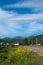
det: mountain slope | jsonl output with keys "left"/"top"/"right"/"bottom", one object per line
{"left": 28, "top": 34, "right": 43, "bottom": 45}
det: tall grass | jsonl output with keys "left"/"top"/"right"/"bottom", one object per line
{"left": 0, "top": 46, "right": 43, "bottom": 65}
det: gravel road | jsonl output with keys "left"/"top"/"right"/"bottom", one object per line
{"left": 24, "top": 46, "right": 43, "bottom": 56}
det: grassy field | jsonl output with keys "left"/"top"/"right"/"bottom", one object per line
{"left": 0, "top": 46, "right": 43, "bottom": 65}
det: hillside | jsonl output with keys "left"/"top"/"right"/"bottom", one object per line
{"left": 0, "top": 34, "right": 43, "bottom": 45}
{"left": 0, "top": 36, "right": 24, "bottom": 43}
{"left": 28, "top": 34, "right": 43, "bottom": 45}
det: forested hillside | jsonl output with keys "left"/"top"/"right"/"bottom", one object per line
{"left": 0, "top": 34, "right": 43, "bottom": 45}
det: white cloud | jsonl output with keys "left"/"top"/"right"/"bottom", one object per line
{"left": 26, "top": 21, "right": 43, "bottom": 34}
{"left": 1, "top": 8, "right": 43, "bottom": 22}
{"left": 0, "top": 8, "right": 12, "bottom": 19}
{"left": 2, "top": 0, "right": 43, "bottom": 14}
{"left": 9, "top": 14, "right": 43, "bottom": 21}
{"left": 3, "top": 0, "right": 43, "bottom": 8}
{"left": 0, "top": 8, "right": 43, "bottom": 37}
{"left": 0, "top": 9, "right": 22, "bottom": 37}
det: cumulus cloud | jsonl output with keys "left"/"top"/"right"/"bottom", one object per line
{"left": 2, "top": 0, "right": 43, "bottom": 14}
{"left": 3, "top": 0, "right": 43, "bottom": 8}
{"left": 9, "top": 14, "right": 43, "bottom": 21}
{"left": 1, "top": 8, "right": 43, "bottom": 22}
{"left": 0, "top": 9, "right": 22, "bottom": 37}
{"left": 26, "top": 21, "right": 43, "bottom": 35}
{"left": 0, "top": 5, "right": 43, "bottom": 37}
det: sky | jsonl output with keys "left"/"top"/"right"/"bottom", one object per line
{"left": 0, "top": 0, "right": 43, "bottom": 38}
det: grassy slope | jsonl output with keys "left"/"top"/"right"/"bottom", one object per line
{"left": 0, "top": 46, "right": 43, "bottom": 65}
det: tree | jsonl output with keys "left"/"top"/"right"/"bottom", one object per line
{"left": 23, "top": 38, "right": 29, "bottom": 45}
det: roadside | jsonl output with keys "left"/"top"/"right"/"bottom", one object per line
{"left": 24, "top": 46, "right": 43, "bottom": 56}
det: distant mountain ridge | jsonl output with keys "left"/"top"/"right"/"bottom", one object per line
{"left": 0, "top": 34, "right": 43, "bottom": 45}
{"left": 1, "top": 36, "right": 24, "bottom": 43}
{"left": 28, "top": 34, "right": 43, "bottom": 45}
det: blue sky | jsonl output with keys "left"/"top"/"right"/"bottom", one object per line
{"left": 0, "top": 0, "right": 43, "bottom": 38}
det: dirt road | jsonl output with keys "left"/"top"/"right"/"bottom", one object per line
{"left": 24, "top": 46, "right": 43, "bottom": 56}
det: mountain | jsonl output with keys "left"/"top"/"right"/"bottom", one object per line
{"left": 12, "top": 36, "right": 24, "bottom": 43}
{"left": 28, "top": 34, "right": 43, "bottom": 45}
{"left": 1, "top": 36, "right": 24, "bottom": 43}
{"left": 0, "top": 34, "right": 43, "bottom": 45}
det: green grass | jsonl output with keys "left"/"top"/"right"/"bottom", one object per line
{"left": 0, "top": 46, "right": 43, "bottom": 65}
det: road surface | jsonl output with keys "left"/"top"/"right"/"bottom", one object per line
{"left": 24, "top": 46, "right": 43, "bottom": 56}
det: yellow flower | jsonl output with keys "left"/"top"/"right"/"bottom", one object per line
{"left": 7, "top": 46, "right": 32, "bottom": 60}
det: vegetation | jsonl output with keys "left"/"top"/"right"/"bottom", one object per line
{"left": 28, "top": 34, "right": 43, "bottom": 45}
{"left": 22, "top": 38, "right": 29, "bottom": 45}
{"left": 0, "top": 34, "right": 43, "bottom": 46}
{"left": 0, "top": 46, "right": 43, "bottom": 65}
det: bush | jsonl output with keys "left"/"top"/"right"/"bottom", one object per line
{"left": 0, "top": 46, "right": 43, "bottom": 65}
